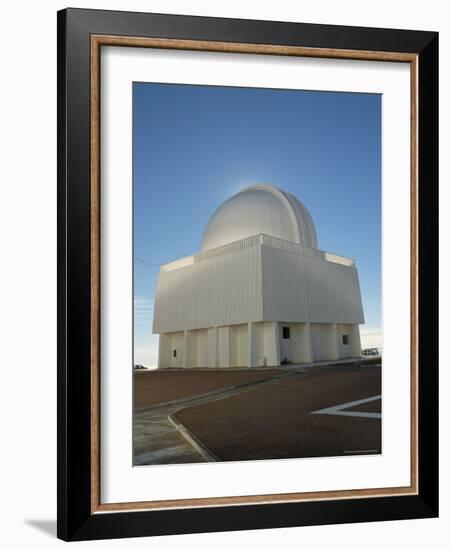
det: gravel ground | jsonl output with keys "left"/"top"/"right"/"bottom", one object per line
{"left": 133, "top": 368, "right": 283, "bottom": 409}
{"left": 173, "top": 366, "right": 381, "bottom": 461}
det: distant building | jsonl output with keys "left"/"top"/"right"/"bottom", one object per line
{"left": 153, "top": 184, "right": 364, "bottom": 368}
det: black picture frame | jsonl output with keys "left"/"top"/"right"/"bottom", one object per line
{"left": 57, "top": 7, "right": 438, "bottom": 541}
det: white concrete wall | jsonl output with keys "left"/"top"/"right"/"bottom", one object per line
{"left": 157, "top": 331, "right": 184, "bottom": 368}
{"left": 277, "top": 322, "right": 317, "bottom": 364}
{"left": 207, "top": 327, "right": 218, "bottom": 368}
{"left": 218, "top": 326, "right": 231, "bottom": 368}
{"left": 182, "top": 330, "right": 191, "bottom": 368}
{"left": 158, "top": 320, "right": 361, "bottom": 368}
{"left": 290, "top": 322, "right": 314, "bottom": 363}
{"left": 229, "top": 324, "right": 248, "bottom": 367}
{"left": 310, "top": 323, "right": 339, "bottom": 362}
{"left": 186, "top": 329, "right": 208, "bottom": 367}
{"left": 350, "top": 324, "right": 362, "bottom": 357}
{"left": 263, "top": 322, "right": 280, "bottom": 366}
{"left": 157, "top": 333, "right": 171, "bottom": 369}
{"left": 248, "top": 322, "right": 264, "bottom": 367}
{"left": 337, "top": 323, "right": 362, "bottom": 358}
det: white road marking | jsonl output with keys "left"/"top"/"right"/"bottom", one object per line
{"left": 311, "top": 395, "right": 382, "bottom": 419}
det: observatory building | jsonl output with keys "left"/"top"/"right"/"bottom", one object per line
{"left": 153, "top": 184, "right": 364, "bottom": 368}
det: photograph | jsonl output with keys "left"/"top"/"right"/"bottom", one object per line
{"left": 132, "top": 82, "right": 382, "bottom": 466}
{"left": 54, "top": 6, "right": 438, "bottom": 541}
{"left": 0, "top": 0, "right": 443, "bottom": 546}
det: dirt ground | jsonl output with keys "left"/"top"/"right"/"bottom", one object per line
{"left": 133, "top": 368, "right": 283, "bottom": 409}
{"left": 172, "top": 366, "right": 381, "bottom": 461}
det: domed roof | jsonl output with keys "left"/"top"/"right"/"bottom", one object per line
{"left": 201, "top": 184, "right": 317, "bottom": 251}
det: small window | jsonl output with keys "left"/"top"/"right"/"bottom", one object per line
{"left": 282, "top": 327, "right": 290, "bottom": 339}
{"left": 173, "top": 349, "right": 177, "bottom": 358}
{"left": 342, "top": 335, "right": 349, "bottom": 345}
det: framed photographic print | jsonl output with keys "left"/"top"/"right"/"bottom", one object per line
{"left": 57, "top": 8, "right": 438, "bottom": 541}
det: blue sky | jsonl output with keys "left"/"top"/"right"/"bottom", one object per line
{"left": 133, "top": 82, "right": 381, "bottom": 366}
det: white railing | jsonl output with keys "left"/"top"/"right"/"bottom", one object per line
{"left": 259, "top": 234, "right": 354, "bottom": 266}
{"left": 195, "top": 234, "right": 261, "bottom": 260}
{"left": 161, "top": 233, "right": 354, "bottom": 271}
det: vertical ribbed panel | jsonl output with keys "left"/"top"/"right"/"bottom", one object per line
{"left": 153, "top": 236, "right": 363, "bottom": 334}
{"left": 153, "top": 243, "right": 263, "bottom": 333}
{"left": 261, "top": 245, "right": 364, "bottom": 324}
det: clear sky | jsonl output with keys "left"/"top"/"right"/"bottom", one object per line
{"left": 133, "top": 82, "right": 381, "bottom": 367}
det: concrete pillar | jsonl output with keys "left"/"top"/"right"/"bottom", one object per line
{"left": 350, "top": 324, "right": 362, "bottom": 357}
{"left": 247, "top": 322, "right": 259, "bottom": 367}
{"left": 157, "top": 334, "right": 170, "bottom": 369}
{"left": 264, "top": 322, "right": 280, "bottom": 367}
{"left": 207, "top": 327, "right": 218, "bottom": 368}
{"left": 182, "top": 330, "right": 191, "bottom": 368}
{"left": 328, "top": 323, "right": 339, "bottom": 361}
{"left": 218, "top": 326, "right": 231, "bottom": 368}
{"left": 274, "top": 322, "right": 281, "bottom": 366}
{"left": 303, "top": 322, "right": 314, "bottom": 363}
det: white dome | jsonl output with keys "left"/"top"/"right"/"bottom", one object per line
{"left": 201, "top": 184, "right": 317, "bottom": 251}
